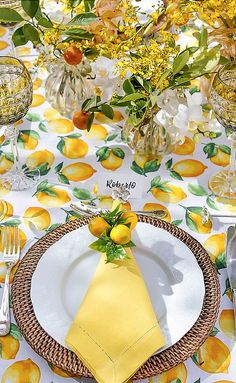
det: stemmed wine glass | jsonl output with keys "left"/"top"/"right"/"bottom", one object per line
{"left": 0, "top": 56, "right": 40, "bottom": 190}
{"left": 209, "top": 61, "right": 236, "bottom": 198}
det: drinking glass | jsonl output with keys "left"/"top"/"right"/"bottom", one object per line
{"left": 209, "top": 61, "right": 236, "bottom": 198}
{"left": 0, "top": 56, "right": 40, "bottom": 190}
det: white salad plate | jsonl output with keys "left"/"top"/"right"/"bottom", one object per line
{"left": 31, "top": 222, "right": 205, "bottom": 354}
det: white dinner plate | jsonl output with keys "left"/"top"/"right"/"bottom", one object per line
{"left": 31, "top": 222, "right": 205, "bottom": 354}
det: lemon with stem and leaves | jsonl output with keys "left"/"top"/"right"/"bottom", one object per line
{"left": 0, "top": 323, "right": 22, "bottom": 360}
{"left": 203, "top": 143, "right": 230, "bottom": 167}
{"left": 55, "top": 162, "right": 96, "bottom": 184}
{"left": 148, "top": 176, "right": 187, "bottom": 203}
{"left": 33, "top": 180, "right": 71, "bottom": 207}
{"left": 204, "top": 233, "right": 226, "bottom": 272}
{"left": 23, "top": 206, "right": 51, "bottom": 230}
{"left": 181, "top": 205, "right": 212, "bottom": 234}
{"left": 17, "top": 130, "right": 39, "bottom": 150}
{"left": 0, "top": 152, "right": 14, "bottom": 174}
{"left": 131, "top": 154, "right": 161, "bottom": 176}
{"left": 96, "top": 146, "right": 125, "bottom": 171}
{"left": 156, "top": 363, "right": 187, "bottom": 383}
{"left": 173, "top": 136, "right": 195, "bottom": 155}
{"left": 25, "top": 149, "right": 55, "bottom": 176}
{"left": 57, "top": 133, "right": 88, "bottom": 159}
{"left": 2, "top": 359, "right": 41, "bottom": 383}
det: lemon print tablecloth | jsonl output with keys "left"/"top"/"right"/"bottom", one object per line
{"left": 0, "top": 25, "right": 236, "bottom": 383}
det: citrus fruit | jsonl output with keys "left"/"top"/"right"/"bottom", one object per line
{"left": 157, "top": 363, "right": 187, "bottom": 383}
{"left": 43, "top": 107, "right": 61, "bottom": 121}
{"left": 33, "top": 77, "right": 42, "bottom": 91}
{"left": 2, "top": 358, "right": 41, "bottom": 383}
{"left": 188, "top": 211, "right": 212, "bottom": 234}
{"left": 0, "top": 335, "right": 20, "bottom": 359}
{"left": 0, "top": 41, "right": 9, "bottom": 50}
{"left": 101, "top": 151, "right": 123, "bottom": 171}
{"left": 134, "top": 153, "right": 162, "bottom": 168}
{"left": 0, "top": 26, "right": 6, "bottom": 37}
{"left": 120, "top": 212, "right": 138, "bottom": 230}
{"left": 31, "top": 94, "right": 45, "bottom": 107}
{"left": 25, "top": 149, "right": 55, "bottom": 170}
{"left": 173, "top": 136, "right": 195, "bottom": 155}
{"left": 0, "top": 181, "right": 10, "bottom": 197}
{"left": 60, "top": 137, "right": 88, "bottom": 159}
{"left": 88, "top": 216, "right": 111, "bottom": 237}
{"left": 19, "top": 132, "right": 38, "bottom": 150}
{"left": 84, "top": 124, "right": 108, "bottom": 140}
{"left": 151, "top": 184, "right": 187, "bottom": 204}
{"left": 110, "top": 224, "right": 131, "bottom": 245}
{"left": 213, "top": 381, "right": 235, "bottom": 383}
{"left": 98, "top": 196, "right": 131, "bottom": 211}
{"left": 204, "top": 233, "right": 225, "bottom": 263}
{"left": 0, "top": 155, "right": 13, "bottom": 174}
{"left": 193, "top": 336, "right": 230, "bottom": 373}
{"left": 47, "top": 118, "right": 74, "bottom": 134}
{"left": 0, "top": 199, "right": 13, "bottom": 221}
{"left": 219, "top": 309, "right": 235, "bottom": 339}
{"left": 172, "top": 159, "right": 207, "bottom": 177}
{"left": 95, "top": 110, "right": 124, "bottom": 123}
{"left": 61, "top": 162, "right": 96, "bottom": 182}
{"left": 48, "top": 363, "right": 75, "bottom": 378}
{"left": 73, "top": 111, "right": 91, "bottom": 130}
{"left": 16, "top": 47, "right": 31, "bottom": 55}
{"left": 0, "top": 134, "right": 5, "bottom": 145}
{"left": 210, "top": 148, "right": 230, "bottom": 167}
{"left": 35, "top": 187, "right": 71, "bottom": 207}
{"left": 64, "top": 46, "right": 83, "bottom": 65}
{"left": 143, "top": 203, "right": 171, "bottom": 222}
{"left": 23, "top": 207, "right": 51, "bottom": 230}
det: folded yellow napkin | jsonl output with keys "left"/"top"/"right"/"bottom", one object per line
{"left": 66, "top": 207, "right": 165, "bottom": 383}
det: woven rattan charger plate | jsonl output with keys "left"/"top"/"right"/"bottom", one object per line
{"left": 12, "top": 215, "right": 220, "bottom": 379}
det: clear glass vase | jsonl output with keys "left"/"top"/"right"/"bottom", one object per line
{"left": 123, "top": 111, "right": 184, "bottom": 156}
{"left": 45, "top": 59, "right": 94, "bottom": 118}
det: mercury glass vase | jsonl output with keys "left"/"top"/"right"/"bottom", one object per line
{"left": 123, "top": 111, "right": 183, "bottom": 156}
{"left": 45, "top": 59, "right": 94, "bottom": 118}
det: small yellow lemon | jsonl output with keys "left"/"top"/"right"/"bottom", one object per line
{"left": 0, "top": 200, "right": 13, "bottom": 221}
{"left": 173, "top": 136, "right": 195, "bottom": 155}
{"left": 0, "top": 26, "right": 6, "bottom": 37}
{"left": 188, "top": 211, "right": 212, "bottom": 234}
{"left": 143, "top": 203, "right": 171, "bottom": 223}
{"left": 110, "top": 224, "right": 131, "bottom": 245}
{"left": 0, "top": 41, "right": 9, "bottom": 50}
{"left": 23, "top": 207, "right": 51, "bottom": 230}
{"left": 151, "top": 184, "right": 187, "bottom": 204}
{"left": 88, "top": 216, "right": 111, "bottom": 238}
{"left": 19, "top": 133, "right": 38, "bottom": 150}
{"left": 43, "top": 108, "right": 61, "bottom": 121}
{"left": 157, "top": 363, "right": 187, "bottom": 383}
{"left": 193, "top": 336, "right": 230, "bottom": 373}
{"left": 48, "top": 118, "right": 74, "bottom": 134}
{"left": 36, "top": 188, "right": 71, "bottom": 207}
{"left": 0, "top": 335, "right": 20, "bottom": 359}
{"left": 2, "top": 358, "right": 41, "bottom": 383}
{"left": 98, "top": 196, "right": 131, "bottom": 211}
{"left": 101, "top": 151, "right": 123, "bottom": 171}
{"left": 31, "top": 94, "right": 45, "bottom": 107}
{"left": 210, "top": 148, "right": 230, "bottom": 167}
{"left": 95, "top": 110, "right": 124, "bottom": 123}
{"left": 204, "top": 233, "right": 226, "bottom": 263}
{"left": 48, "top": 363, "right": 75, "bottom": 378}
{"left": 16, "top": 47, "right": 31, "bottom": 55}
{"left": 32, "top": 78, "right": 42, "bottom": 91}
{"left": 0, "top": 155, "right": 13, "bottom": 174}
{"left": 61, "top": 162, "right": 96, "bottom": 182}
{"left": 84, "top": 124, "right": 108, "bottom": 140}
{"left": 0, "top": 181, "right": 11, "bottom": 197}
{"left": 62, "top": 137, "right": 88, "bottom": 159}
{"left": 133, "top": 153, "right": 162, "bottom": 168}
{"left": 25, "top": 150, "right": 55, "bottom": 169}
{"left": 120, "top": 212, "right": 138, "bottom": 230}
{"left": 219, "top": 309, "right": 235, "bottom": 339}
{"left": 172, "top": 159, "right": 207, "bottom": 177}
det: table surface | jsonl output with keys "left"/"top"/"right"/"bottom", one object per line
{"left": 0, "top": 24, "right": 236, "bottom": 383}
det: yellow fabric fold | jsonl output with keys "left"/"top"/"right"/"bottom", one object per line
{"left": 65, "top": 248, "right": 165, "bottom": 383}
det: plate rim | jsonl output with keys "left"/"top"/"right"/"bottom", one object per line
{"left": 12, "top": 215, "right": 220, "bottom": 379}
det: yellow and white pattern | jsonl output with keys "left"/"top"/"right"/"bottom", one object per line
{"left": 0, "top": 26, "right": 236, "bottom": 383}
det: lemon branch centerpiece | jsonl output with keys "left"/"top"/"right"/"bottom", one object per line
{"left": 88, "top": 206, "right": 138, "bottom": 263}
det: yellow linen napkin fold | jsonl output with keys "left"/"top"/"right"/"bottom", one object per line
{"left": 65, "top": 243, "right": 165, "bottom": 383}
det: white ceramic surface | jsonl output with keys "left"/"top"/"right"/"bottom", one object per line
{"left": 31, "top": 222, "right": 205, "bottom": 354}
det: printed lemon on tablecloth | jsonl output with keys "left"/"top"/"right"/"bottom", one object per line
{"left": 1, "top": 359, "right": 41, "bottom": 383}
{"left": 25, "top": 149, "right": 55, "bottom": 175}
{"left": 0, "top": 181, "right": 11, "bottom": 197}
{"left": 31, "top": 94, "right": 45, "bottom": 108}
{"left": 0, "top": 333, "right": 20, "bottom": 360}
{"left": 33, "top": 78, "right": 42, "bottom": 91}
{"left": 173, "top": 136, "right": 195, "bottom": 155}
{"left": 96, "top": 147, "right": 125, "bottom": 171}
{"left": 0, "top": 41, "right": 9, "bottom": 50}
{"left": 23, "top": 207, "right": 51, "bottom": 230}
{"left": 203, "top": 143, "right": 230, "bottom": 167}
{"left": 0, "top": 200, "right": 13, "bottom": 221}
{"left": 182, "top": 206, "right": 212, "bottom": 234}
{"left": 17, "top": 130, "right": 39, "bottom": 150}
{"left": 143, "top": 203, "right": 171, "bottom": 222}
{"left": 149, "top": 176, "right": 187, "bottom": 203}
{"left": 57, "top": 134, "right": 88, "bottom": 159}
{"left": 0, "top": 154, "right": 14, "bottom": 174}
{"left": 204, "top": 233, "right": 226, "bottom": 271}
{"left": 33, "top": 180, "right": 71, "bottom": 207}
{"left": 43, "top": 108, "right": 62, "bottom": 121}
{"left": 156, "top": 363, "right": 187, "bottom": 383}
{"left": 84, "top": 124, "right": 108, "bottom": 140}
{"left": 16, "top": 47, "right": 31, "bottom": 56}
{"left": 131, "top": 154, "right": 162, "bottom": 176}
{"left": 98, "top": 195, "right": 131, "bottom": 210}
{"left": 59, "top": 162, "right": 96, "bottom": 182}
{"left": 192, "top": 336, "right": 230, "bottom": 373}
{"left": 172, "top": 159, "right": 207, "bottom": 177}
{"left": 47, "top": 118, "right": 74, "bottom": 134}
{"left": 48, "top": 363, "right": 76, "bottom": 378}
{"left": 219, "top": 309, "right": 235, "bottom": 339}
{"left": 0, "top": 26, "right": 6, "bottom": 37}
{"left": 95, "top": 110, "right": 124, "bottom": 123}
{"left": 213, "top": 381, "right": 236, "bottom": 383}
